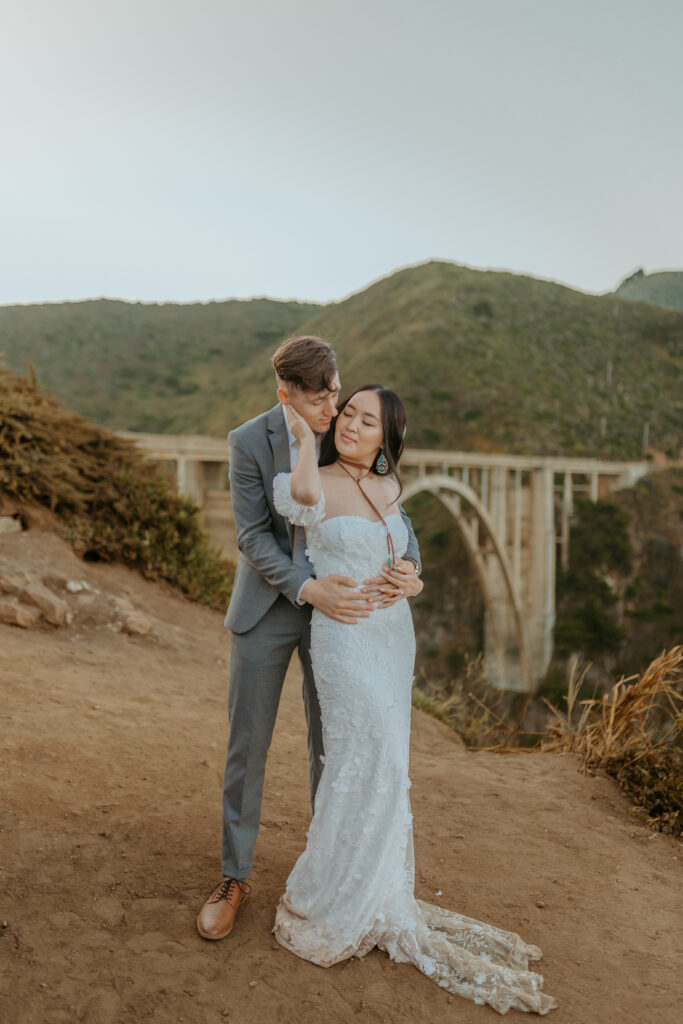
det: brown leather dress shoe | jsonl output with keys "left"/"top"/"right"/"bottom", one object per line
{"left": 196, "top": 877, "right": 251, "bottom": 940}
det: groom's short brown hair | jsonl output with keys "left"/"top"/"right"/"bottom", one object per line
{"left": 272, "top": 335, "right": 337, "bottom": 393}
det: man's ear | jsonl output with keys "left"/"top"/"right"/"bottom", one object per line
{"left": 276, "top": 384, "right": 289, "bottom": 406}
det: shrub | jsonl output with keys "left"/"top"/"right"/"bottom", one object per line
{"left": 0, "top": 363, "right": 232, "bottom": 610}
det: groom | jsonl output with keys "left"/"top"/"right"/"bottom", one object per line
{"left": 197, "top": 335, "right": 421, "bottom": 941}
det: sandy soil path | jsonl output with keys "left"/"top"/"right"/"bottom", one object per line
{"left": 1, "top": 533, "right": 681, "bottom": 1024}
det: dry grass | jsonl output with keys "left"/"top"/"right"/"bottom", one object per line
{"left": 541, "top": 645, "right": 683, "bottom": 834}
{"left": 412, "top": 655, "right": 537, "bottom": 750}
{"left": 414, "top": 647, "right": 683, "bottom": 833}
{"left": 541, "top": 646, "right": 682, "bottom": 762}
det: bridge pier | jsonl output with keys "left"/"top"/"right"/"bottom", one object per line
{"left": 117, "top": 432, "right": 229, "bottom": 505}
{"left": 526, "top": 467, "right": 556, "bottom": 686}
{"left": 176, "top": 457, "right": 204, "bottom": 506}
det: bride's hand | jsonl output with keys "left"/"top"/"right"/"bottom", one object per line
{"left": 362, "top": 559, "right": 423, "bottom": 607}
{"left": 283, "top": 403, "right": 315, "bottom": 444}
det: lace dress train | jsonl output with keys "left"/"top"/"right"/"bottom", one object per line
{"left": 271, "top": 473, "right": 557, "bottom": 1016}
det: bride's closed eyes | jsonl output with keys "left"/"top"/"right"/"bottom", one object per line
{"left": 342, "top": 408, "right": 376, "bottom": 428}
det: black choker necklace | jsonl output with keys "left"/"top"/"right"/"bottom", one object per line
{"left": 336, "top": 456, "right": 373, "bottom": 478}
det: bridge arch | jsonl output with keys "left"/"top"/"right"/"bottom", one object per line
{"left": 402, "top": 474, "right": 531, "bottom": 690}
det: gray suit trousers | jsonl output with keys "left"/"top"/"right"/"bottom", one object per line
{"left": 221, "top": 595, "right": 324, "bottom": 880}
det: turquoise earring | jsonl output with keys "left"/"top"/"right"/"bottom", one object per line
{"left": 376, "top": 450, "right": 389, "bottom": 474}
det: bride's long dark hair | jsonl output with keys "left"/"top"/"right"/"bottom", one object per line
{"left": 319, "top": 384, "right": 407, "bottom": 499}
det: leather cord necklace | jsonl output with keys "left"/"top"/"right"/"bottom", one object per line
{"left": 336, "top": 456, "right": 397, "bottom": 570}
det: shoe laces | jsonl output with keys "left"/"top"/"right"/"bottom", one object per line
{"left": 215, "top": 877, "right": 251, "bottom": 901}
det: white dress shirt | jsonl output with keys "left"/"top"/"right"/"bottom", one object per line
{"left": 281, "top": 404, "right": 320, "bottom": 604}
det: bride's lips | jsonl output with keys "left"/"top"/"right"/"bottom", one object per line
{"left": 340, "top": 433, "right": 356, "bottom": 445}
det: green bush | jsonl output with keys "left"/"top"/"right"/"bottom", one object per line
{"left": 0, "top": 363, "right": 233, "bottom": 610}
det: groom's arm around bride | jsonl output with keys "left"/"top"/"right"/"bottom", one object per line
{"left": 226, "top": 421, "right": 376, "bottom": 628}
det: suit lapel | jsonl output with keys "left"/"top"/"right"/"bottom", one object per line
{"left": 267, "top": 404, "right": 296, "bottom": 551}
{"left": 267, "top": 404, "right": 291, "bottom": 476}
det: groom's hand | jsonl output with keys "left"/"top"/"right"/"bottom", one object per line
{"left": 300, "top": 576, "right": 373, "bottom": 624}
{"left": 362, "top": 559, "right": 424, "bottom": 608}
{"left": 282, "top": 402, "right": 316, "bottom": 445}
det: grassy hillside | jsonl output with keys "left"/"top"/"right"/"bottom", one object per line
{"left": 223, "top": 262, "right": 683, "bottom": 459}
{"left": 0, "top": 297, "right": 319, "bottom": 433}
{"left": 1, "top": 261, "right": 682, "bottom": 458}
{"left": 614, "top": 269, "right": 683, "bottom": 311}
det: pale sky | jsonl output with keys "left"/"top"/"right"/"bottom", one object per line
{"left": 1, "top": 0, "right": 681, "bottom": 305}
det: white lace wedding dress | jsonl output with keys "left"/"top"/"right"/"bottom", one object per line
{"left": 272, "top": 473, "right": 557, "bottom": 1016}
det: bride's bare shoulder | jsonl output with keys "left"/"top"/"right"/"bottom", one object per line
{"left": 319, "top": 465, "right": 343, "bottom": 493}
{"left": 382, "top": 473, "right": 402, "bottom": 508}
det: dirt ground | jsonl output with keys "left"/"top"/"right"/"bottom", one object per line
{"left": 1, "top": 531, "right": 681, "bottom": 1024}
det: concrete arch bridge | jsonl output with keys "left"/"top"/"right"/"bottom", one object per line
{"left": 118, "top": 431, "right": 649, "bottom": 693}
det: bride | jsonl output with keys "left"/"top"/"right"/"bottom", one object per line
{"left": 272, "top": 384, "right": 557, "bottom": 1016}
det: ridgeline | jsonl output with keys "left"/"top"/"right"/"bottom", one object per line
{"left": 613, "top": 268, "right": 683, "bottom": 311}
{"left": 1, "top": 261, "right": 681, "bottom": 460}
{"left": 0, "top": 296, "right": 318, "bottom": 435}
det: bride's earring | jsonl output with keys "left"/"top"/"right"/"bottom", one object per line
{"left": 376, "top": 449, "right": 389, "bottom": 474}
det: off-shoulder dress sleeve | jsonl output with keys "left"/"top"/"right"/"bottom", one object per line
{"left": 273, "top": 472, "right": 326, "bottom": 528}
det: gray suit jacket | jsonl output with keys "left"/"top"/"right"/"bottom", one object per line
{"left": 223, "top": 404, "right": 420, "bottom": 634}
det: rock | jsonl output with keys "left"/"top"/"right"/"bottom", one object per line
{"left": 113, "top": 595, "right": 135, "bottom": 613}
{"left": 22, "top": 582, "right": 72, "bottom": 626}
{"left": 65, "top": 579, "right": 93, "bottom": 593}
{"left": 0, "top": 516, "right": 22, "bottom": 534}
{"left": 42, "top": 573, "right": 70, "bottom": 592}
{"left": 123, "top": 611, "right": 151, "bottom": 636}
{"left": 0, "top": 570, "right": 30, "bottom": 594}
{"left": 0, "top": 598, "right": 43, "bottom": 628}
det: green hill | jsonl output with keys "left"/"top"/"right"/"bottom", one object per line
{"left": 613, "top": 268, "right": 683, "bottom": 311}
{"left": 1, "top": 261, "right": 682, "bottom": 459}
{"left": 221, "top": 262, "right": 683, "bottom": 459}
{"left": 0, "top": 297, "right": 319, "bottom": 433}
